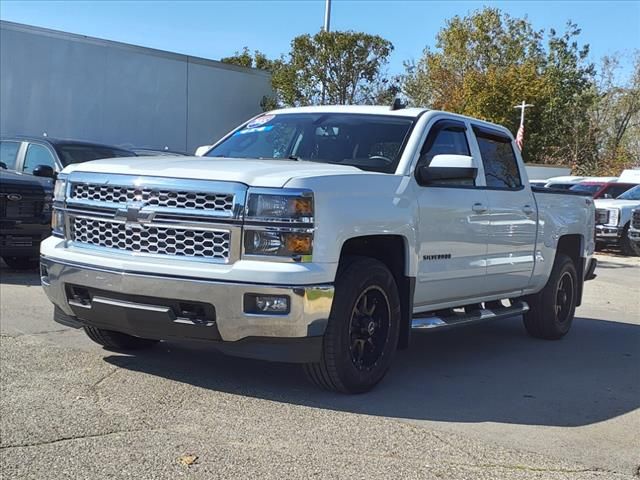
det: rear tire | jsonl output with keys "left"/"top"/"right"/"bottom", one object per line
{"left": 84, "top": 326, "right": 159, "bottom": 350}
{"left": 620, "top": 224, "right": 640, "bottom": 256}
{"left": 2, "top": 256, "right": 38, "bottom": 270}
{"left": 522, "top": 254, "right": 578, "bottom": 340}
{"left": 303, "top": 257, "right": 401, "bottom": 393}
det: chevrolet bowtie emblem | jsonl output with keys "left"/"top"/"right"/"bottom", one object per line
{"left": 114, "top": 204, "right": 155, "bottom": 224}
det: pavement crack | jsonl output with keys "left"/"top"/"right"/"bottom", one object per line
{"left": 90, "top": 365, "right": 121, "bottom": 391}
{"left": 0, "top": 427, "right": 158, "bottom": 450}
{"left": 455, "top": 462, "right": 612, "bottom": 475}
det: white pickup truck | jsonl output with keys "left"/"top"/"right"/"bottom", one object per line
{"left": 41, "top": 106, "right": 597, "bottom": 393}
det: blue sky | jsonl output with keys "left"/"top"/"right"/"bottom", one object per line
{"left": 1, "top": 1, "right": 638, "bottom": 79}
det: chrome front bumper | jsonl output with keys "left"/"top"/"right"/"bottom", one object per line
{"left": 595, "top": 225, "right": 621, "bottom": 240}
{"left": 40, "top": 256, "right": 334, "bottom": 345}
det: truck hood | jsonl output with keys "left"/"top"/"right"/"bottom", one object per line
{"left": 594, "top": 199, "right": 640, "bottom": 209}
{"left": 64, "top": 156, "right": 365, "bottom": 188}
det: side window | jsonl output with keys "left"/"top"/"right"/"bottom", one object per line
{"left": 420, "top": 123, "right": 470, "bottom": 166}
{"left": 23, "top": 144, "right": 56, "bottom": 174}
{"left": 0, "top": 141, "right": 21, "bottom": 170}
{"left": 474, "top": 129, "right": 522, "bottom": 189}
{"left": 417, "top": 121, "right": 473, "bottom": 186}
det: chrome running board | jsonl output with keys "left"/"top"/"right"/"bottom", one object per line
{"left": 411, "top": 300, "right": 529, "bottom": 331}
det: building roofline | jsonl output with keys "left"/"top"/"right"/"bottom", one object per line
{"left": 0, "top": 20, "right": 271, "bottom": 78}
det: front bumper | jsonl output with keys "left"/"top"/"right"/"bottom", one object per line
{"left": 628, "top": 228, "right": 640, "bottom": 242}
{"left": 40, "top": 256, "right": 334, "bottom": 363}
{"left": 595, "top": 225, "right": 621, "bottom": 242}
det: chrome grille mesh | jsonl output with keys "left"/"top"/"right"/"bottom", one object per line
{"left": 71, "top": 217, "right": 230, "bottom": 260}
{"left": 71, "top": 183, "right": 234, "bottom": 213}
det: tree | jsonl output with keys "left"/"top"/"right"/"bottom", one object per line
{"left": 402, "top": 7, "right": 596, "bottom": 167}
{"left": 221, "top": 31, "right": 395, "bottom": 109}
{"left": 577, "top": 53, "right": 640, "bottom": 175}
{"left": 289, "top": 31, "right": 393, "bottom": 105}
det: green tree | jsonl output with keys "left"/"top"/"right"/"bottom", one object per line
{"left": 222, "top": 31, "right": 395, "bottom": 109}
{"left": 403, "top": 7, "right": 596, "bottom": 167}
{"left": 289, "top": 31, "right": 393, "bottom": 105}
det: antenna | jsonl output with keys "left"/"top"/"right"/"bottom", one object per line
{"left": 390, "top": 98, "right": 406, "bottom": 111}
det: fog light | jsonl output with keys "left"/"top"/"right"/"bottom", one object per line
{"left": 244, "top": 294, "right": 290, "bottom": 315}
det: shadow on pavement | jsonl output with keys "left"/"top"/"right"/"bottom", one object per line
{"left": 104, "top": 315, "right": 639, "bottom": 428}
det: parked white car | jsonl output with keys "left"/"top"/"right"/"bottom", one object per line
{"left": 594, "top": 184, "right": 640, "bottom": 255}
{"left": 41, "top": 106, "right": 597, "bottom": 392}
{"left": 544, "top": 175, "right": 590, "bottom": 190}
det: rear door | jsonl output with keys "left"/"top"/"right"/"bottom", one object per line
{"left": 471, "top": 125, "right": 537, "bottom": 294}
{"left": 413, "top": 119, "right": 489, "bottom": 309}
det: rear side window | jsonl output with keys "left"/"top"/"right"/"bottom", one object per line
{"left": 474, "top": 128, "right": 522, "bottom": 189}
{"left": 0, "top": 141, "right": 20, "bottom": 170}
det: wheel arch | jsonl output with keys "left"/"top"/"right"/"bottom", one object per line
{"left": 338, "top": 235, "right": 415, "bottom": 350}
{"left": 556, "top": 234, "right": 585, "bottom": 306}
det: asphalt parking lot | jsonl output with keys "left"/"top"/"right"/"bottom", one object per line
{"left": 1, "top": 252, "right": 638, "bottom": 479}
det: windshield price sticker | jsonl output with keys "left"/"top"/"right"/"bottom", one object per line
{"left": 246, "top": 115, "right": 275, "bottom": 129}
{"left": 233, "top": 125, "right": 274, "bottom": 136}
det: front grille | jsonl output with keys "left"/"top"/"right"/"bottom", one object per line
{"left": 71, "top": 217, "right": 230, "bottom": 260}
{"left": 1, "top": 200, "right": 41, "bottom": 219}
{"left": 70, "top": 183, "right": 234, "bottom": 213}
{"left": 633, "top": 210, "right": 640, "bottom": 229}
{"left": 595, "top": 209, "right": 609, "bottom": 225}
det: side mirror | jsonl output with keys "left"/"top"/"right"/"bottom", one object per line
{"left": 194, "top": 145, "right": 212, "bottom": 157}
{"left": 32, "top": 164, "right": 56, "bottom": 178}
{"left": 0, "top": 162, "right": 7, "bottom": 170}
{"left": 416, "top": 154, "right": 477, "bottom": 185}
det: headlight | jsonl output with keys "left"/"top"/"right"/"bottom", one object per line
{"left": 607, "top": 208, "right": 619, "bottom": 226}
{"left": 244, "top": 230, "right": 313, "bottom": 257}
{"left": 246, "top": 189, "right": 313, "bottom": 223}
{"left": 51, "top": 210, "right": 65, "bottom": 237}
{"left": 53, "top": 175, "right": 68, "bottom": 202}
{"left": 243, "top": 189, "right": 314, "bottom": 261}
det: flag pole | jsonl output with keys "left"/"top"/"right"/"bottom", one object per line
{"left": 514, "top": 101, "right": 533, "bottom": 151}
{"left": 515, "top": 101, "right": 533, "bottom": 126}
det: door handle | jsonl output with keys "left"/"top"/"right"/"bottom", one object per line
{"left": 522, "top": 205, "right": 534, "bottom": 215}
{"left": 472, "top": 203, "right": 487, "bottom": 213}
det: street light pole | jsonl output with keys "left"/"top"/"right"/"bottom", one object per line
{"left": 324, "top": 0, "right": 331, "bottom": 32}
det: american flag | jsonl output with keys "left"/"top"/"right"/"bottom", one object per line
{"left": 516, "top": 123, "right": 524, "bottom": 150}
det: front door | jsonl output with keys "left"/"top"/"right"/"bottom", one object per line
{"left": 414, "top": 119, "right": 489, "bottom": 309}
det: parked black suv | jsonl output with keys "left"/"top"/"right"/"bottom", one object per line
{"left": 0, "top": 169, "right": 53, "bottom": 268}
{"left": 0, "top": 136, "right": 135, "bottom": 269}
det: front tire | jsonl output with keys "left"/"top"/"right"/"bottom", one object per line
{"left": 84, "top": 326, "right": 159, "bottom": 351}
{"left": 523, "top": 254, "right": 578, "bottom": 340}
{"left": 304, "top": 257, "right": 401, "bottom": 393}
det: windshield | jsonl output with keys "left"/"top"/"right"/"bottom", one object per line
{"left": 569, "top": 183, "right": 602, "bottom": 196}
{"left": 617, "top": 185, "right": 640, "bottom": 200}
{"left": 55, "top": 144, "right": 134, "bottom": 166}
{"left": 206, "top": 113, "right": 415, "bottom": 173}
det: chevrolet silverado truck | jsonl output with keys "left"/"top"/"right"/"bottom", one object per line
{"left": 41, "top": 106, "right": 597, "bottom": 393}
{"left": 594, "top": 184, "right": 640, "bottom": 256}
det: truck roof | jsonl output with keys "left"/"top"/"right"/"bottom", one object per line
{"left": 269, "top": 105, "right": 429, "bottom": 117}
{"left": 265, "top": 105, "right": 514, "bottom": 137}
